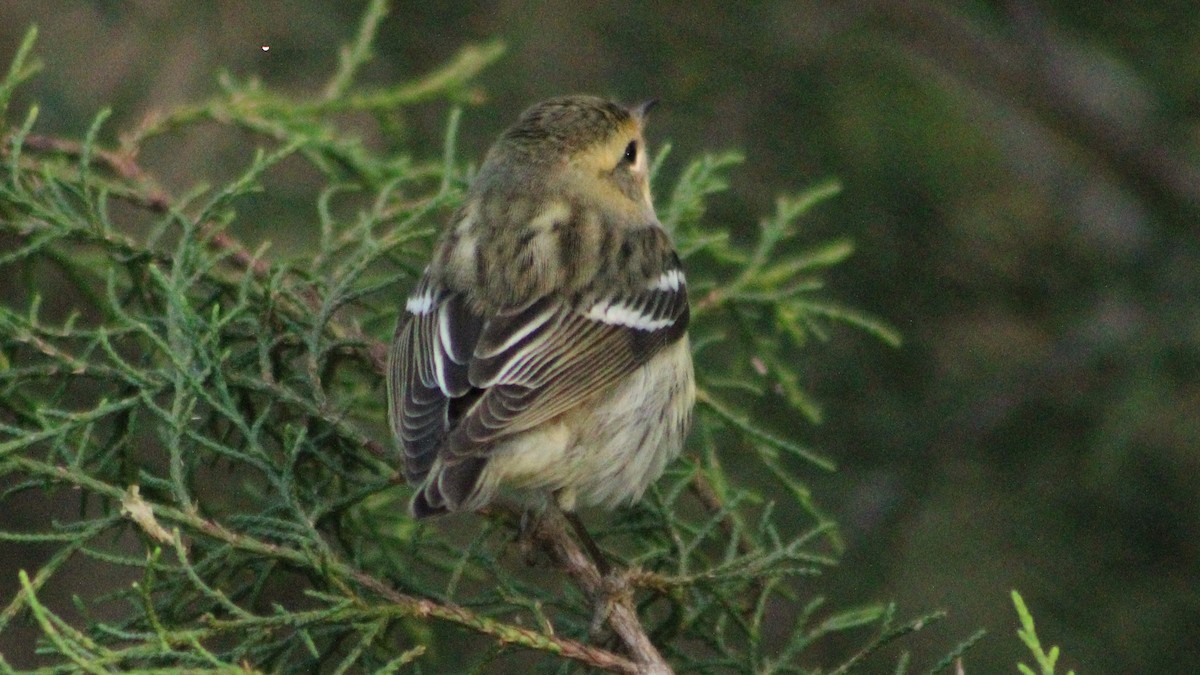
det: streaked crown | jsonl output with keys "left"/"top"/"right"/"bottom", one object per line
{"left": 500, "top": 96, "right": 637, "bottom": 155}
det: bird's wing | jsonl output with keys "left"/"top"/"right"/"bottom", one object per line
{"left": 387, "top": 275, "right": 483, "bottom": 485}
{"left": 388, "top": 229, "right": 690, "bottom": 512}
{"left": 447, "top": 251, "right": 689, "bottom": 458}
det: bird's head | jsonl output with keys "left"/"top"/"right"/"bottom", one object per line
{"left": 483, "top": 95, "right": 658, "bottom": 217}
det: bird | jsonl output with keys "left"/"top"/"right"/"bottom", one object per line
{"left": 387, "top": 95, "right": 694, "bottom": 519}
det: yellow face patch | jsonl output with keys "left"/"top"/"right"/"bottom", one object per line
{"left": 570, "top": 118, "right": 644, "bottom": 175}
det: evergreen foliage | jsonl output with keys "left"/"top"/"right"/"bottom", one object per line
{"left": 0, "top": 3, "right": 983, "bottom": 671}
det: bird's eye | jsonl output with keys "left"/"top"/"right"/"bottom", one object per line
{"left": 623, "top": 140, "right": 638, "bottom": 164}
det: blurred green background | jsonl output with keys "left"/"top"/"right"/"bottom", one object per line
{"left": 2, "top": 2, "right": 1197, "bottom": 671}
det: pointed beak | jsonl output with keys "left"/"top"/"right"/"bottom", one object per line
{"left": 632, "top": 98, "right": 660, "bottom": 121}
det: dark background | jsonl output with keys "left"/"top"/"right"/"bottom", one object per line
{"left": 2, "top": 2, "right": 1197, "bottom": 671}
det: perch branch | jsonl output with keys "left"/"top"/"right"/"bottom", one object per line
{"left": 5, "top": 454, "right": 641, "bottom": 674}
{"left": 521, "top": 505, "right": 673, "bottom": 674}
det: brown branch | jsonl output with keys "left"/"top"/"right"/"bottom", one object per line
{"left": 523, "top": 505, "right": 674, "bottom": 675}
{"left": 19, "top": 133, "right": 172, "bottom": 210}
{"left": 344, "top": 567, "right": 640, "bottom": 674}
{"left": 12, "top": 132, "right": 385, "bottom": 373}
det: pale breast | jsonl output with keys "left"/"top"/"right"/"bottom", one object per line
{"left": 471, "top": 337, "right": 695, "bottom": 511}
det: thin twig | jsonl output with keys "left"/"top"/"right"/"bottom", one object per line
{"left": 12, "top": 132, "right": 384, "bottom": 372}
{"left": 689, "top": 464, "right": 754, "bottom": 559}
{"left": 687, "top": 462, "right": 766, "bottom": 616}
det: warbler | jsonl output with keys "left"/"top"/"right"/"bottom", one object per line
{"left": 387, "top": 95, "right": 694, "bottom": 518}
